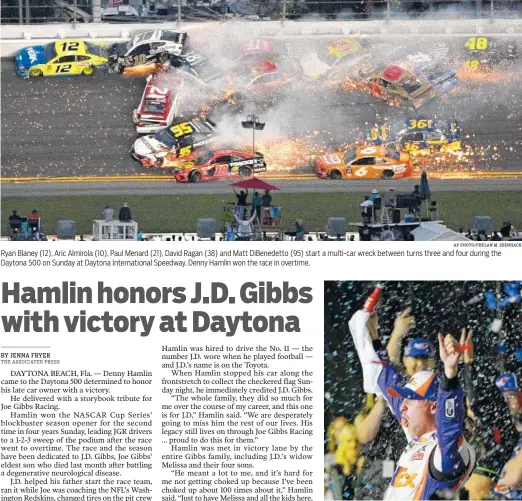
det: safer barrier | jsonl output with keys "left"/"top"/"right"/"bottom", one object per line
{"left": 1, "top": 18, "right": 521, "bottom": 58}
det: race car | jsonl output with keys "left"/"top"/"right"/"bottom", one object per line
{"left": 369, "top": 118, "right": 461, "bottom": 155}
{"left": 132, "top": 72, "right": 184, "bottom": 134}
{"left": 315, "top": 145, "right": 413, "bottom": 180}
{"left": 14, "top": 40, "right": 108, "bottom": 78}
{"left": 399, "top": 53, "right": 458, "bottom": 96}
{"left": 321, "top": 57, "right": 376, "bottom": 92}
{"left": 368, "top": 65, "right": 436, "bottom": 108}
{"left": 301, "top": 38, "right": 368, "bottom": 79}
{"left": 107, "top": 29, "right": 189, "bottom": 76}
{"left": 131, "top": 118, "right": 218, "bottom": 168}
{"left": 240, "top": 39, "right": 280, "bottom": 68}
{"left": 462, "top": 36, "right": 517, "bottom": 68}
{"left": 173, "top": 149, "right": 267, "bottom": 183}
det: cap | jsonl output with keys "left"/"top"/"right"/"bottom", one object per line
{"left": 388, "top": 370, "right": 439, "bottom": 401}
{"left": 496, "top": 373, "right": 519, "bottom": 392}
{"left": 372, "top": 189, "right": 379, "bottom": 194}
{"left": 124, "top": 203, "right": 128, "bottom": 207}
{"left": 404, "top": 338, "right": 436, "bottom": 359}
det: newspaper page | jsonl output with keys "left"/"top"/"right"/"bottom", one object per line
{"left": 1, "top": 245, "right": 522, "bottom": 501}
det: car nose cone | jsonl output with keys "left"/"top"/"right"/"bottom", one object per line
{"left": 133, "top": 137, "right": 153, "bottom": 156}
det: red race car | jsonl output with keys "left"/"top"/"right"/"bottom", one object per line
{"left": 132, "top": 72, "right": 184, "bottom": 134}
{"left": 173, "top": 149, "right": 266, "bottom": 183}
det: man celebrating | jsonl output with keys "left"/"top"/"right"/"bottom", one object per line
{"left": 349, "top": 309, "right": 475, "bottom": 500}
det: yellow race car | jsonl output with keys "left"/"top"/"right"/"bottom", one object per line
{"left": 15, "top": 40, "right": 108, "bottom": 78}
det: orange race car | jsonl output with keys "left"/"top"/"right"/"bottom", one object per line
{"left": 315, "top": 146, "right": 413, "bottom": 180}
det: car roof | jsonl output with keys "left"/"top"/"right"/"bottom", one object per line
{"left": 381, "top": 65, "right": 408, "bottom": 82}
{"left": 355, "top": 146, "right": 387, "bottom": 157}
{"left": 211, "top": 149, "right": 246, "bottom": 156}
{"left": 131, "top": 30, "right": 164, "bottom": 46}
{"left": 54, "top": 40, "right": 87, "bottom": 55}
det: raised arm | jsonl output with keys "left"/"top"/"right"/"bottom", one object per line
{"left": 386, "top": 307, "right": 414, "bottom": 366}
{"left": 432, "top": 334, "right": 469, "bottom": 476}
{"left": 354, "top": 396, "right": 385, "bottom": 444}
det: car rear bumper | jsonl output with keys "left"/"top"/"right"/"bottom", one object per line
{"left": 135, "top": 123, "right": 166, "bottom": 134}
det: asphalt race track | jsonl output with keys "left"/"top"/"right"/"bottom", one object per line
{"left": 2, "top": 34, "right": 522, "bottom": 193}
{"left": 4, "top": 178, "right": 522, "bottom": 198}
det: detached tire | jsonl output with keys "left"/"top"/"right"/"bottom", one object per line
{"left": 239, "top": 166, "right": 252, "bottom": 178}
{"left": 329, "top": 170, "right": 342, "bottom": 180}
{"left": 381, "top": 170, "right": 394, "bottom": 180}
{"left": 189, "top": 170, "right": 202, "bottom": 183}
{"left": 29, "top": 67, "right": 43, "bottom": 77}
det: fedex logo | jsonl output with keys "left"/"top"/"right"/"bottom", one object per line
{"left": 392, "top": 467, "right": 418, "bottom": 488}
{"left": 26, "top": 47, "right": 38, "bottom": 64}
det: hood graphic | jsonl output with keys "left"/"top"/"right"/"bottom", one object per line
{"left": 17, "top": 45, "right": 47, "bottom": 68}
{"left": 133, "top": 136, "right": 166, "bottom": 156}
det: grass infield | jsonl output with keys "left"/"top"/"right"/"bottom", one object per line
{"left": 2, "top": 192, "right": 522, "bottom": 236}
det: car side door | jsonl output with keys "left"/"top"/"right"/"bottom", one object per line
{"left": 402, "top": 131, "right": 425, "bottom": 152}
{"left": 206, "top": 155, "right": 231, "bottom": 177}
{"left": 124, "top": 43, "right": 151, "bottom": 66}
{"left": 350, "top": 156, "right": 376, "bottom": 177}
{"left": 48, "top": 55, "right": 78, "bottom": 75}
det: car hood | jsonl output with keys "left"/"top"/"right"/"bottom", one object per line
{"left": 133, "top": 136, "right": 167, "bottom": 156}
{"left": 16, "top": 45, "right": 47, "bottom": 68}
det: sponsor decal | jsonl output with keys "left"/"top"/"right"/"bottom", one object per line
{"left": 323, "top": 154, "right": 341, "bottom": 164}
{"left": 27, "top": 47, "right": 38, "bottom": 64}
{"left": 230, "top": 158, "right": 264, "bottom": 167}
{"left": 445, "top": 398, "right": 456, "bottom": 418}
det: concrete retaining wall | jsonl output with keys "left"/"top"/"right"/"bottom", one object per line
{"left": 2, "top": 19, "right": 521, "bottom": 57}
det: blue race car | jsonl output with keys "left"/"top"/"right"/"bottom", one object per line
{"left": 369, "top": 118, "right": 461, "bottom": 156}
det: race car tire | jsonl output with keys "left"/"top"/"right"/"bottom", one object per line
{"left": 239, "top": 166, "right": 252, "bottom": 178}
{"left": 29, "top": 67, "right": 43, "bottom": 78}
{"left": 329, "top": 170, "right": 342, "bottom": 180}
{"left": 189, "top": 170, "right": 202, "bottom": 183}
{"left": 82, "top": 66, "right": 94, "bottom": 76}
{"left": 160, "top": 52, "right": 170, "bottom": 64}
{"left": 381, "top": 170, "right": 395, "bottom": 180}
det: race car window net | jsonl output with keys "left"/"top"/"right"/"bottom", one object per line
{"left": 386, "top": 148, "right": 401, "bottom": 160}
{"left": 343, "top": 151, "right": 357, "bottom": 164}
{"left": 195, "top": 151, "right": 214, "bottom": 165}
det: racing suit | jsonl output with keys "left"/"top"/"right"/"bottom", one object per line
{"left": 348, "top": 310, "right": 475, "bottom": 500}
{"left": 494, "top": 439, "right": 522, "bottom": 499}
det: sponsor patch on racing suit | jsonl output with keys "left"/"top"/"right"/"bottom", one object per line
{"left": 376, "top": 349, "right": 475, "bottom": 501}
